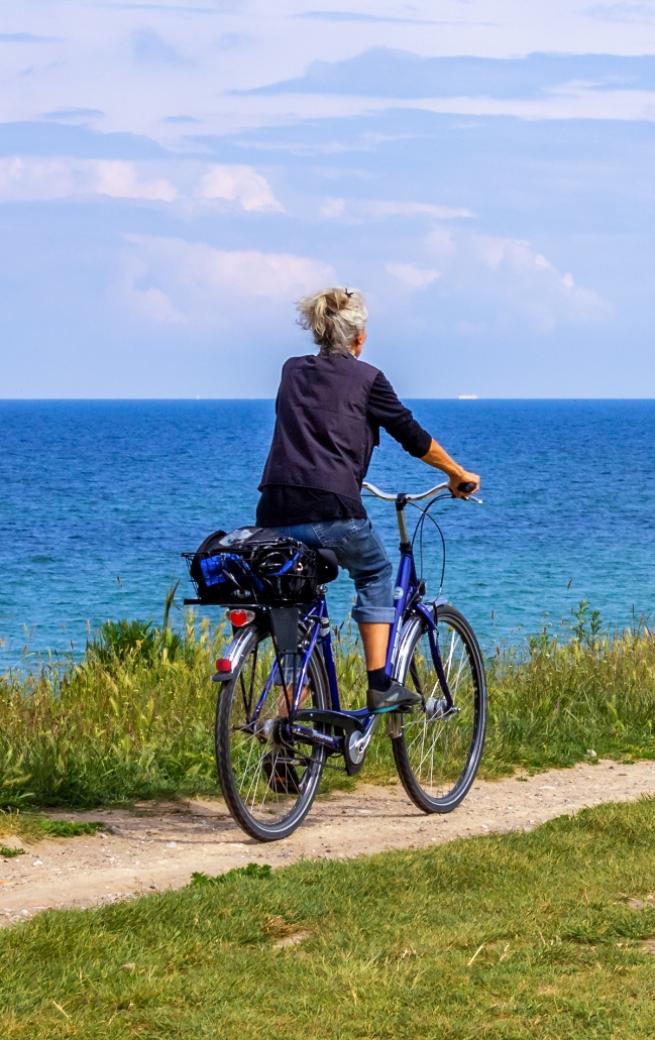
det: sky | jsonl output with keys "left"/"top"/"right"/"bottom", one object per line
{"left": 1, "top": 0, "right": 654, "bottom": 397}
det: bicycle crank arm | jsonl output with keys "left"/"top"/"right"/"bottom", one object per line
{"left": 288, "top": 723, "right": 343, "bottom": 753}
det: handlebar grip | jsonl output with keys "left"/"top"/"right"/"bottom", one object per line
{"left": 457, "top": 481, "right": 477, "bottom": 494}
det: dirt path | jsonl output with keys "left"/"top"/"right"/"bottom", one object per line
{"left": 2, "top": 760, "right": 654, "bottom": 927}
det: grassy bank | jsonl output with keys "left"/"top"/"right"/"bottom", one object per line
{"left": 3, "top": 799, "right": 655, "bottom": 1037}
{"left": 1, "top": 605, "right": 654, "bottom": 811}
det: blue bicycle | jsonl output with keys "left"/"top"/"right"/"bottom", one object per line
{"left": 212, "top": 481, "right": 487, "bottom": 842}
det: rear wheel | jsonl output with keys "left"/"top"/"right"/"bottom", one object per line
{"left": 215, "top": 627, "right": 328, "bottom": 841}
{"left": 392, "top": 604, "right": 487, "bottom": 813}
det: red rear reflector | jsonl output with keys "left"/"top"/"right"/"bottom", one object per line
{"left": 215, "top": 658, "right": 232, "bottom": 673}
{"left": 228, "top": 609, "right": 255, "bottom": 628}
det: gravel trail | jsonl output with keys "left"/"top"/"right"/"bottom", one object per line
{"left": 2, "top": 760, "right": 653, "bottom": 927}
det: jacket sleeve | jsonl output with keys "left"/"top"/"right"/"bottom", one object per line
{"left": 367, "top": 372, "right": 432, "bottom": 458}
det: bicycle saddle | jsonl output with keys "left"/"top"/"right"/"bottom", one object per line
{"left": 316, "top": 549, "right": 339, "bottom": 583}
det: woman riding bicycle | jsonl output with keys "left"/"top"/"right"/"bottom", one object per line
{"left": 257, "top": 287, "right": 480, "bottom": 713}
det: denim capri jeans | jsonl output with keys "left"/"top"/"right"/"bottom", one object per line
{"left": 269, "top": 518, "right": 395, "bottom": 624}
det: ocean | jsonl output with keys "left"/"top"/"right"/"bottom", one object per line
{"left": 1, "top": 399, "right": 653, "bottom": 672}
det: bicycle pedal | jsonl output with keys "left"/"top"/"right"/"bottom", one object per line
{"left": 371, "top": 704, "right": 412, "bottom": 716}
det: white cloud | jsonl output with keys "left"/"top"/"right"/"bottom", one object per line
{"left": 365, "top": 200, "right": 473, "bottom": 220}
{"left": 0, "top": 157, "right": 284, "bottom": 213}
{"left": 92, "top": 160, "right": 177, "bottom": 201}
{"left": 386, "top": 262, "right": 441, "bottom": 289}
{"left": 4, "top": 4, "right": 655, "bottom": 147}
{"left": 423, "top": 227, "right": 611, "bottom": 332}
{"left": 587, "top": 3, "right": 655, "bottom": 24}
{"left": 413, "top": 89, "right": 655, "bottom": 124}
{"left": 123, "top": 234, "right": 335, "bottom": 325}
{"left": 320, "top": 197, "right": 473, "bottom": 222}
{"left": 319, "top": 196, "right": 348, "bottom": 218}
{"left": 427, "top": 228, "right": 457, "bottom": 259}
{"left": 0, "top": 157, "right": 177, "bottom": 202}
{"left": 197, "top": 164, "right": 283, "bottom": 212}
{"left": 120, "top": 227, "right": 608, "bottom": 337}
{"left": 130, "top": 286, "right": 184, "bottom": 324}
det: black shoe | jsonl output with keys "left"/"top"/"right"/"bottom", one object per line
{"left": 261, "top": 751, "right": 301, "bottom": 794}
{"left": 367, "top": 681, "right": 422, "bottom": 713}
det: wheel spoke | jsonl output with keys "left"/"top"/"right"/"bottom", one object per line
{"left": 237, "top": 733, "right": 259, "bottom": 795}
{"left": 450, "top": 647, "right": 468, "bottom": 694}
{"left": 445, "top": 630, "right": 456, "bottom": 676}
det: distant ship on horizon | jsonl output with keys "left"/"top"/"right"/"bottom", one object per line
{"left": 457, "top": 393, "right": 479, "bottom": 400}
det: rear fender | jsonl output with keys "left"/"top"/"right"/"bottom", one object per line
{"left": 211, "top": 624, "right": 259, "bottom": 682}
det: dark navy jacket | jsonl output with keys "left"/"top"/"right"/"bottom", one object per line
{"left": 258, "top": 354, "right": 431, "bottom": 509}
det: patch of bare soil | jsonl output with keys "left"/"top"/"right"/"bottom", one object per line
{"left": 1, "top": 760, "right": 654, "bottom": 927}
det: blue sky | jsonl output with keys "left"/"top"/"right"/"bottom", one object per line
{"left": 1, "top": 0, "right": 655, "bottom": 397}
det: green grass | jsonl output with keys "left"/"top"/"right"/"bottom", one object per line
{"left": 1, "top": 604, "right": 654, "bottom": 811}
{"left": 0, "top": 845, "right": 24, "bottom": 859}
{"left": 33, "top": 819, "right": 106, "bottom": 838}
{"left": 3, "top": 800, "right": 655, "bottom": 1037}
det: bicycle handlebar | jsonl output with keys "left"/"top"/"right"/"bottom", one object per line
{"left": 362, "top": 480, "right": 447, "bottom": 502}
{"left": 362, "top": 480, "right": 483, "bottom": 504}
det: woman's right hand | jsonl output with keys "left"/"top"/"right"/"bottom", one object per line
{"left": 449, "top": 469, "right": 481, "bottom": 497}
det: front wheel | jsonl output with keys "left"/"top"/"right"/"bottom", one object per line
{"left": 215, "top": 627, "right": 328, "bottom": 841}
{"left": 392, "top": 604, "right": 487, "bottom": 813}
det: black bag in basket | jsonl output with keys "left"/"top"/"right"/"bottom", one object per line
{"left": 185, "top": 527, "right": 323, "bottom": 605}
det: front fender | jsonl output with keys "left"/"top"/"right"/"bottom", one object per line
{"left": 393, "top": 598, "right": 448, "bottom": 683}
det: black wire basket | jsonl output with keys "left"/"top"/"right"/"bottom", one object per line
{"left": 183, "top": 538, "right": 322, "bottom": 606}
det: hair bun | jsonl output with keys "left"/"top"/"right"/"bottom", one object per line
{"left": 296, "top": 287, "right": 368, "bottom": 356}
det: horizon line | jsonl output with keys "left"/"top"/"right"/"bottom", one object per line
{"left": 1, "top": 396, "right": 655, "bottom": 403}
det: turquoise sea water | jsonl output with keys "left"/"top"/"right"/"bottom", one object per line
{"left": 1, "top": 399, "right": 654, "bottom": 671}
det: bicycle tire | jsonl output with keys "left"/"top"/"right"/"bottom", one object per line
{"left": 215, "top": 626, "right": 329, "bottom": 841}
{"left": 392, "top": 604, "right": 487, "bottom": 813}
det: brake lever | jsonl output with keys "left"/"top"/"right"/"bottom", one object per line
{"left": 451, "top": 482, "right": 484, "bottom": 505}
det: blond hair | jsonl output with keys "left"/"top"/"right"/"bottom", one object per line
{"left": 296, "top": 287, "right": 368, "bottom": 356}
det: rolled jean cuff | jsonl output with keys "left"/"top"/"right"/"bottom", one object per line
{"left": 351, "top": 605, "right": 396, "bottom": 624}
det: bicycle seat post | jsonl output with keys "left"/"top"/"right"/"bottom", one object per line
{"left": 395, "top": 493, "right": 411, "bottom": 550}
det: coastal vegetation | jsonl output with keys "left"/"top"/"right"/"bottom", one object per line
{"left": 3, "top": 799, "right": 655, "bottom": 1037}
{"left": 0, "top": 602, "right": 654, "bottom": 815}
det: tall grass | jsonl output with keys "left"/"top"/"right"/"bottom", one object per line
{"left": 1, "top": 603, "right": 654, "bottom": 810}
{"left": 0, "top": 611, "right": 219, "bottom": 809}
{"left": 483, "top": 608, "right": 655, "bottom": 773}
